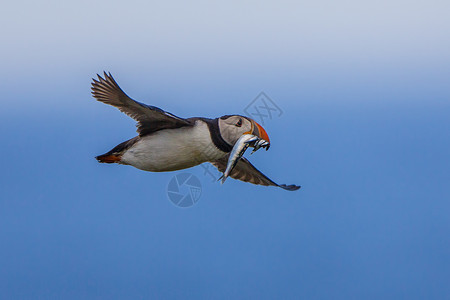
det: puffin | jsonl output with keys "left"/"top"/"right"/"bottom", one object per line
{"left": 92, "top": 72, "right": 300, "bottom": 191}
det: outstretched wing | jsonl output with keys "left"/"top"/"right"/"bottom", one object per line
{"left": 211, "top": 156, "right": 300, "bottom": 191}
{"left": 91, "top": 72, "right": 194, "bottom": 136}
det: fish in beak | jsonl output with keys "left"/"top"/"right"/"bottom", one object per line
{"left": 220, "top": 120, "right": 271, "bottom": 183}
{"left": 247, "top": 120, "right": 271, "bottom": 152}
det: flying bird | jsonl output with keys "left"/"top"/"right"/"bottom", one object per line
{"left": 92, "top": 72, "right": 300, "bottom": 191}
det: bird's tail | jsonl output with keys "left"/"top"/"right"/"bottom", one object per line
{"left": 95, "top": 153, "right": 122, "bottom": 163}
{"left": 95, "top": 137, "right": 139, "bottom": 164}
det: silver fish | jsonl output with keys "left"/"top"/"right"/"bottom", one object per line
{"left": 250, "top": 139, "right": 270, "bottom": 154}
{"left": 220, "top": 134, "right": 259, "bottom": 184}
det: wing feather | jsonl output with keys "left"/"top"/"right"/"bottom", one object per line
{"left": 91, "top": 72, "right": 193, "bottom": 135}
{"left": 211, "top": 156, "right": 300, "bottom": 191}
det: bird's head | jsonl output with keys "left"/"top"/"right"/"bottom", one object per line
{"left": 218, "top": 115, "right": 270, "bottom": 150}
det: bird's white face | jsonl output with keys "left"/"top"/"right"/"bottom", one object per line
{"left": 218, "top": 115, "right": 270, "bottom": 147}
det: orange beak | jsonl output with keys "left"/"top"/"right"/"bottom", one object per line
{"left": 251, "top": 120, "right": 270, "bottom": 143}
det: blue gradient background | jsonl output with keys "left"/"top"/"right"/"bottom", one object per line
{"left": 1, "top": 0, "right": 449, "bottom": 299}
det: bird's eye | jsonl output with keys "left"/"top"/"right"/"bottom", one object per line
{"left": 236, "top": 119, "right": 243, "bottom": 127}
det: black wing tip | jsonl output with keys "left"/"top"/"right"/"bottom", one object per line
{"left": 278, "top": 184, "right": 301, "bottom": 191}
{"left": 91, "top": 71, "right": 120, "bottom": 98}
{"left": 103, "top": 71, "right": 114, "bottom": 81}
{"left": 92, "top": 71, "right": 113, "bottom": 82}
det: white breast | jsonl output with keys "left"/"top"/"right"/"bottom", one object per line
{"left": 120, "top": 120, "right": 226, "bottom": 172}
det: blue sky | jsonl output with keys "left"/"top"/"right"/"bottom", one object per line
{"left": 1, "top": 0, "right": 449, "bottom": 299}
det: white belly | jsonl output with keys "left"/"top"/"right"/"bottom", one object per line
{"left": 120, "top": 120, "right": 226, "bottom": 172}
